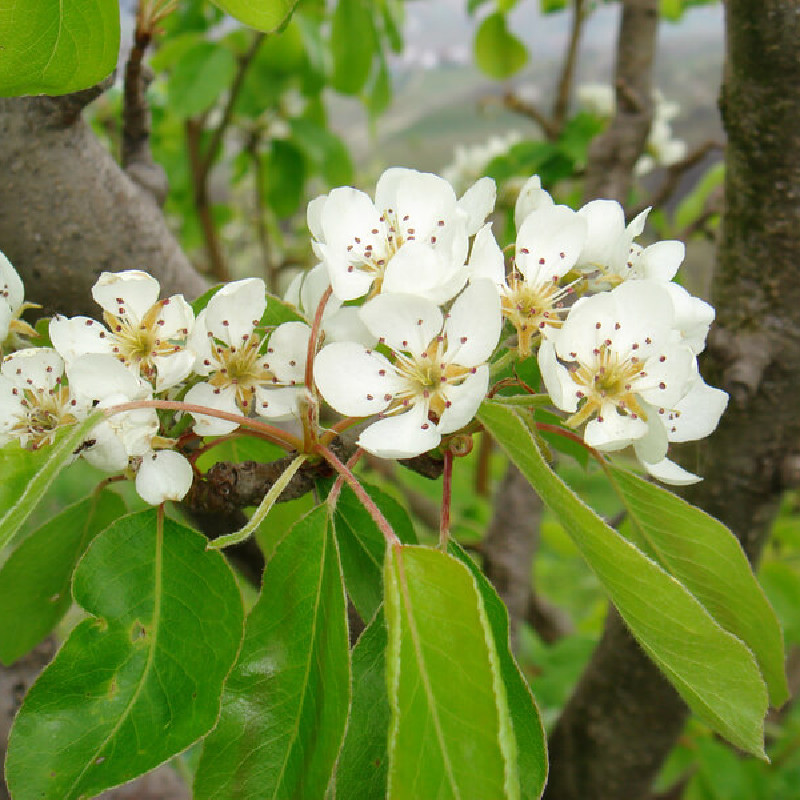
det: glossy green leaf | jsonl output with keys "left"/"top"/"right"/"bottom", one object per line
{"left": 209, "top": 0, "right": 300, "bottom": 32}
{"left": 194, "top": 505, "right": 350, "bottom": 799}
{"left": 261, "top": 293, "right": 307, "bottom": 327}
{"left": 385, "top": 544, "right": 520, "bottom": 798}
{"left": 606, "top": 464, "right": 788, "bottom": 707}
{"left": 264, "top": 138, "right": 307, "bottom": 217}
{"left": 0, "top": 491, "right": 126, "bottom": 665}
{"left": 0, "top": 0, "right": 119, "bottom": 95}
{"left": 167, "top": 41, "right": 237, "bottom": 119}
{"left": 478, "top": 401, "right": 769, "bottom": 757}
{"left": 333, "top": 480, "right": 417, "bottom": 622}
{"left": 334, "top": 609, "right": 390, "bottom": 799}
{"left": 331, "top": 0, "right": 375, "bottom": 95}
{"left": 474, "top": 12, "right": 528, "bottom": 80}
{"left": 449, "top": 542, "right": 548, "bottom": 799}
{"left": 0, "top": 411, "right": 103, "bottom": 555}
{"left": 5, "top": 511, "right": 244, "bottom": 800}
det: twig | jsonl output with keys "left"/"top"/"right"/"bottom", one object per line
{"left": 552, "top": 0, "right": 587, "bottom": 133}
{"left": 246, "top": 130, "right": 277, "bottom": 289}
{"left": 502, "top": 91, "right": 560, "bottom": 141}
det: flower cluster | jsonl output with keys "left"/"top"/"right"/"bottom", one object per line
{"left": 0, "top": 166, "right": 727, "bottom": 500}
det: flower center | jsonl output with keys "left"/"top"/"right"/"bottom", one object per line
{"left": 502, "top": 273, "right": 572, "bottom": 357}
{"left": 208, "top": 333, "right": 281, "bottom": 412}
{"left": 12, "top": 384, "right": 78, "bottom": 449}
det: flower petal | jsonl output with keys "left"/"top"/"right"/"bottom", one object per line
{"left": 255, "top": 385, "right": 306, "bottom": 420}
{"left": 49, "top": 316, "right": 112, "bottom": 363}
{"left": 357, "top": 402, "right": 440, "bottom": 459}
{"left": 2, "top": 347, "right": 64, "bottom": 391}
{"left": 184, "top": 382, "right": 240, "bottom": 436}
{"left": 359, "top": 293, "right": 443, "bottom": 359}
{"left": 641, "top": 457, "right": 702, "bottom": 485}
{"left": 457, "top": 176, "right": 496, "bottom": 235}
{"left": 266, "top": 321, "right": 310, "bottom": 383}
{"left": 438, "top": 366, "right": 488, "bottom": 434}
{"left": 636, "top": 240, "right": 684, "bottom": 282}
{"left": 382, "top": 241, "right": 466, "bottom": 305}
{"left": 514, "top": 174, "right": 554, "bottom": 230}
{"left": 584, "top": 403, "right": 648, "bottom": 451}
{"left": 136, "top": 450, "right": 194, "bottom": 505}
{"left": 577, "top": 199, "right": 626, "bottom": 267}
{"left": 663, "top": 377, "right": 728, "bottom": 442}
{"left": 0, "top": 250, "right": 25, "bottom": 312}
{"left": 205, "top": 278, "right": 265, "bottom": 346}
{"left": 92, "top": 270, "right": 161, "bottom": 321}
{"left": 67, "top": 353, "right": 147, "bottom": 404}
{"left": 443, "top": 279, "right": 501, "bottom": 366}
{"left": 468, "top": 223, "right": 506, "bottom": 286}
{"left": 539, "top": 339, "right": 579, "bottom": 413}
{"left": 152, "top": 349, "right": 196, "bottom": 392}
{"left": 665, "top": 283, "right": 715, "bottom": 354}
{"left": 516, "top": 204, "right": 587, "bottom": 283}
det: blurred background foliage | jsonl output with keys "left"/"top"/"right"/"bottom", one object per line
{"left": 50, "top": 0, "right": 800, "bottom": 795}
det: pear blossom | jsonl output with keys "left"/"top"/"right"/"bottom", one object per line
{"left": 314, "top": 279, "right": 502, "bottom": 459}
{"left": 1, "top": 250, "right": 37, "bottom": 350}
{"left": 49, "top": 270, "right": 195, "bottom": 392}
{"left": 0, "top": 348, "right": 85, "bottom": 449}
{"left": 539, "top": 280, "right": 726, "bottom": 483}
{"left": 470, "top": 201, "right": 587, "bottom": 356}
{"left": 441, "top": 130, "right": 522, "bottom": 194}
{"left": 184, "top": 278, "right": 308, "bottom": 435}
{"left": 135, "top": 450, "right": 194, "bottom": 505}
{"left": 575, "top": 200, "right": 685, "bottom": 291}
{"left": 307, "top": 167, "right": 496, "bottom": 303}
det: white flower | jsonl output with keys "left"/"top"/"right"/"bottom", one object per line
{"left": 577, "top": 83, "right": 616, "bottom": 118}
{"left": 575, "top": 200, "right": 685, "bottom": 290}
{"left": 0, "top": 250, "right": 37, "bottom": 349}
{"left": 314, "top": 279, "right": 502, "bottom": 459}
{"left": 0, "top": 348, "right": 85, "bottom": 449}
{"left": 308, "top": 168, "right": 496, "bottom": 303}
{"left": 185, "top": 278, "right": 307, "bottom": 435}
{"left": 135, "top": 450, "right": 194, "bottom": 505}
{"left": 513, "top": 174, "right": 555, "bottom": 230}
{"left": 49, "top": 270, "right": 195, "bottom": 392}
{"left": 470, "top": 202, "right": 587, "bottom": 356}
{"left": 441, "top": 130, "right": 522, "bottom": 194}
{"left": 540, "top": 281, "right": 726, "bottom": 483}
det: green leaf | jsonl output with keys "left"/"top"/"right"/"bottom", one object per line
{"left": 674, "top": 162, "right": 724, "bottom": 231}
{"left": 385, "top": 544, "right": 520, "bottom": 799}
{"left": 366, "top": 54, "right": 392, "bottom": 117}
{"left": 261, "top": 292, "right": 307, "bottom": 326}
{"left": 194, "top": 505, "right": 350, "bottom": 799}
{"left": 0, "top": 0, "right": 119, "bottom": 96}
{"left": 208, "top": 0, "right": 300, "bottom": 32}
{"left": 0, "top": 490, "right": 126, "bottom": 665}
{"left": 660, "top": 0, "right": 684, "bottom": 21}
{"left": 478, "top": 401, "right": 769, "bottom": 757}
{"left": 474, "top": 12, "right": 528, "bottom": 80}
{"left": 167, "top": 41, "right": 237, "bottom": 119}
{"left": 606, "top": 464, "right": 789, "bottom": 707}
{"left": 290, "top": 117, "right": 354, "bottom": 186}
{"left": 449, "top": 542, "right": 548, "bottom": 799}
{"left": 334, "top": 609, "right": 390, "bottom": 799}
{"left": 540, "top": 0, "right": 568, "bottom": 13}
{"left": 331, "top": 0, "right": 375, "bottom": 95}
{"left": 5, "top": 511, "right": 244, "bottom": 800}
{"left": 264, "top": 138, "right": 307, "bottom": 217}
{"left": 333, "top": 480, "right": 417, "bottom": 621}
{"left": 0, "top": 411, "right": 104, "bottom": 555}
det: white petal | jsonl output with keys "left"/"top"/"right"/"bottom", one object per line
{"left": 438, "top": 366, "right": 489, "bottom": 434}
{"left": 603, "top": 281, "right": 675, "bottom": 358}
{"left": 205, "top": 278, "right": 265, "bottom": 346}
{"left": 359, "top": 293, "right": 442, "bottom": 358}
{"left": 665, "top": 283, "right": 715, "bottom": 354}
{"left": 584, "top": 404, "right": 648, "bottom": 451}
{"left": 157, "top": 294, "right": 194, "bottom": 339}
{"left": 183, "top": 382, "right": 240, "bottom": 436}
{"left": 632, "top": 413, "right": 669, "bottom": 464}
{"left": 68, "top": 353, "right": 147, "bottom": 404}
{"left": 314, "top": 342, "right": 401, "bottom": 416}
{"left": 539, "top": 339, "right": 579, "bottom": 413}
{"left": 266, "top": 321, "right": 310, "bottom": 383}
{"left": 664, "top": 377, "right": 728, "bottom": 442}
{"left": 514, "top": 174, "right": 554, "bottom": 230}
{"left": 307, "top": 193, "right": 328, "bottom": 242}
{"left": 0, "top": 375, "right": 24, "bottom": 434}
{"left": 188, "top": 309, "right": 215, "bottom": 375}
{"left": 382, "top": 241, "right": 466, "bottom": 305}
{"left": 92, "top": 270, "right": 161, "bottom": 321}
{"left": 2, "top": 347, "right": 64, "bottom": 391}
{"left": 152, "top": 349, "right": 196, "bottom": 392}
{"left": 80, "top": 421, "right": 130, "bottom": 473}
{"left": 516, "top": 204, "right": 587, "bottom": 283}
{"left": 577, "top": 199, "right": 626, "bottom": 266}
{"left": 357, "top": 402, "right": 441, "bottom": 459}
{"left": 457, "top": 176, "right": 496, "bottom": 235}
{"left": 636, "top": 240, "right": 684, "bottom": 282}
{"left": 136, "top": 450, "right": 194, "bottom": 505}
{"left": 49, "top": 316, "right": 112, "bottom": 363}
{"left": 322, "top": 306, "right": 376, "bottom": 347}
{"left": 255, "top": 385, "right": 306, "bottom": 420}
{"left": 444, "top": 279, "right": 501, "bottom": 366}
{"left": 0, "top": 250, "right": 25, "bottom": 311}
{"left": 0, "top": 299, "right": 11, "bottom": 343}
{"left": 641, "top": 457, "right": 702, "bottom": 485}
{"left": 552, "top": 291, "right": 618, "bottom": 364}
{"left": 468, "top": 223, "right": 506, "bottom": 286}
{"left": 636, "top": 344, "right": 696, "bottom": 408}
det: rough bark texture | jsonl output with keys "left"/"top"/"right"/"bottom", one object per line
{"left": 0, "top": 94, "right": 207, "bottom": 319}
{"left": 482, "top": 463, "right": 542, "bottom": 650}
{"left": 582, "top": 0, "right": 658, "bottom": 205}
{"left": 545, "top": 1, "right": 800, "bottom": 797}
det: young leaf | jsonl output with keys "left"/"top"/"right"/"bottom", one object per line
{"left": 478, "top": 401, "right": 769, "bottom": 758}
{"left": 0, "top": 0, "right": 120, "bottom": 96}
{"left": 331, "top": 0, "right": 375, "bottom": 95}
{"left": 474, "top": 12, "right": 528, "bottom": 80}
{"left": 194, "top": 505, "right": 350, "bottom": 799}
{"left": 449, "top": 542, "right": 548, "bottom": 799}
{"left": 334, "top": 609, "right": 391, "bottom": 799}
{"left": 0, "top": 490, "right": 126, "bottom": 665}
{"left": 606, "top": 464, "right": 788, "bottom": 707}
{"left": 209, "top": 0, "right": 300, "bottom": 32}
{"left": 5, "top": 511, "right": 244, "bottom": 800}
{"left": 385, "top": 545, "right": 520, "bottom": 799}
{"left": 0, "top": 411, "right": 104, "bottom": 555}
{"left": 333, "top": 480, "right": 417, "bottom": 622}
{"left": 167, "top": 41, "right": 237, "bottom": 119}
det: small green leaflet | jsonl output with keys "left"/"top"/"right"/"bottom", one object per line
{"left": 0, "top": 490, "right": 126, "bottom": 665}
{"left": 478, "top": 401, "right": 770, "bottom": 758}
{"left": 194, "top": 505, "right": 350, "bottom": 799}
{"left": 385, "top": 544, "right": 520, "bottom": 799}
{"left": 0, "top": 0, "right": 120, "bottom": 95}
{"left": 209, "top": 0, "right": 300, "bottom": 32}
{"left": 474, "top": 12, "right": 528, "bottom": 80}
{"left": 5, "top": 511, "right": 244, "bottom": 800}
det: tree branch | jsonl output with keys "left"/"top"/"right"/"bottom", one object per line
{"left": 551, "top": 0, "right": 587, "bottom": 133}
